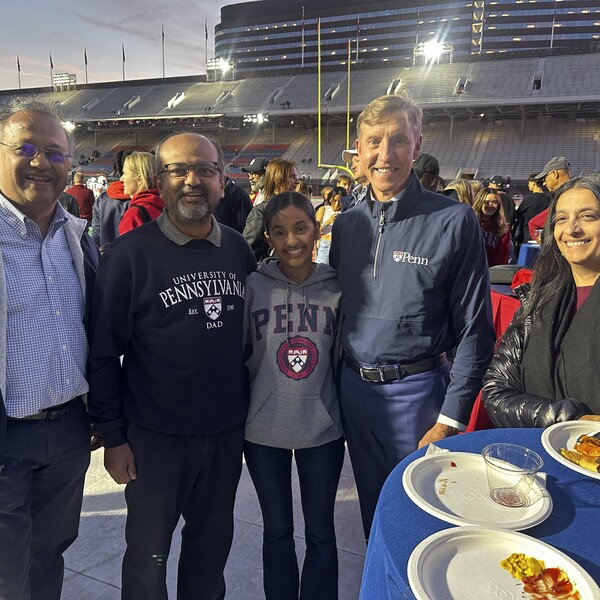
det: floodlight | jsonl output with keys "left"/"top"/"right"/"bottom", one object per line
{"left": 423, "top": 40, "right": 444, "bottom": 61}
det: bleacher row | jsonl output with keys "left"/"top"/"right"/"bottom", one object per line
{"left": 4, "top": 52, "right": 597, "bottom": 183}
{"left": 2, "top": 53, "right": 599, "bottom": 122}
{"left": 75, "top": 115, "right": 599, "bottom": 184}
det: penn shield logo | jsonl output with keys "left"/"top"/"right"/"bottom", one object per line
{"left": 276, "top": 336, "right": 319, "bottom": 380}
{"left": 392, "top": 250, "right": 429, "bottom": 265}
{"left": 203, "top": 296, "right": 222, "bottom": 320}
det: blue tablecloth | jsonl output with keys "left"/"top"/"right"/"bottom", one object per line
{"left": 517, "top": 242, "right": 541, "bottom": 267}
{"left": 360, "top": 428, "right": 600, "bottom": 599}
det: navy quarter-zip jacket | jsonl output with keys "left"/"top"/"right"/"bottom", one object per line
{"left": 330, "top": 173, "right": 495, "bottom": 426}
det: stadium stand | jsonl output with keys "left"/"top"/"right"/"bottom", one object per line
{"left": 5, "top": 51, "right": 598, "bottom": 185}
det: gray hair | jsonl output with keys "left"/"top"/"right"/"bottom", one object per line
{"left": 0, "top": 95, "right": 74, "bottom": 154}
{"left": 357, "top": 90, "right": 423, "bottom": 142}
{"left": 153, "top": 132, "right": 225, "bottom": 176}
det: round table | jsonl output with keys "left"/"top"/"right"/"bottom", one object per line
{"left": 360, "top": 428, "right": 600, "bottom": 599}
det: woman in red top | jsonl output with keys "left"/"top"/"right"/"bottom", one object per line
{"left": 473, "top": 187, "right": 511, "bottom": 266}
{"left": 118, "top": 151, "right": 164, "bottom": 235}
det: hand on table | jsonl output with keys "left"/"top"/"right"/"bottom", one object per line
{"left": 104, "top": 443, "right": 137, "bottom": 484}
{"left": 418, "top": 422, "right": 460, "bottom": 449}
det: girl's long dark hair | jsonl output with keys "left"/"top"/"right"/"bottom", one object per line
{"left": 325, "top": 186, "right": 347, "bottom": 204}
{"left": 514, "top": 173, "right": 600, "bottom": 326}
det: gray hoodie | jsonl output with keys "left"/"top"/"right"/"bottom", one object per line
{"left": 244, "top": 259, "right": 343, "bottom": 449}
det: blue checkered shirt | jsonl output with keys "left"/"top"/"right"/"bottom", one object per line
{"left": 0, "top": 196, "right": 89, "bottom": 417}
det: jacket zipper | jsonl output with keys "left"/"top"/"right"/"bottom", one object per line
{"left": 373, "top": 208, "right": 386, "bottom": 279}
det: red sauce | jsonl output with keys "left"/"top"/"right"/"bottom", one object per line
{"left": 450, "top": 461, "right": 457, "bottom": 468}
{"left": 522, "top": 567, "right": 581, "bottom": 600}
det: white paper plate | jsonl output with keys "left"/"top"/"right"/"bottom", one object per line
{"left": 402, "top": 452, "right": 552, "bottom": 530}
{"left": 408, "top": 527, "right": 600, "bottom": 600}
{"left": 541, "top": 421, "right": 600, "bottom": 480}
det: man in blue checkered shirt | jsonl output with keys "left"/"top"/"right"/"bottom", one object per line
{"left": 0, "top": 96, "right": 98, "bottom": 600}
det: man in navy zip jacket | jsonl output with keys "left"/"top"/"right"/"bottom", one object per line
{"left": 330, "top": 93, "right": 494, "bottom": 540}
{"left": 88, "top": 132, "right": 256, "bottom": 600}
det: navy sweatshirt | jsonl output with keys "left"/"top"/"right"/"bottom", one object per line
{"left": 330, "top": 174, "right": 495, "bottom": 427}
{"left": 88, "top": 213, "right": 256, "bottom": 447}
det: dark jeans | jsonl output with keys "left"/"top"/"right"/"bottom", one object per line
{"left": 244, "top": 437, "right": 345, "bottom": 600}
{"left": 122, "top": 422, "right": 244, "bottom": 600}
{"left": 0, "top": 399, "right": 90, "bottom": 600}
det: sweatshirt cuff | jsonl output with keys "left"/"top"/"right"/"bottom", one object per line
{"left": 102, "top": 427, "right": 129, "bottom": 448}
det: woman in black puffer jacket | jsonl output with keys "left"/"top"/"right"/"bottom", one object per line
{"left": 482, "top": 174, "right": 600, "bottom": 428}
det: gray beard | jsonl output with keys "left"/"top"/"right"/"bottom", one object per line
{"left": 171, "top": 196, "right": 216, "bottom": 223}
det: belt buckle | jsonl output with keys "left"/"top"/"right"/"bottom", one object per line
{"left": 358, "top": 366, "right": 370, "bottom": 382}
{"left": 359, "top": 366, "right": 387, "bottom": 382}
{"left": 394, "top": 365, "right": 408, "bottom": 380}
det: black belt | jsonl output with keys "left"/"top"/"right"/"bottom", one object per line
{"left": 345, "top": 355, "right": 444, "bottom": 383}
{"left": 7, "top": 397, "right": 81, "bottom": 422}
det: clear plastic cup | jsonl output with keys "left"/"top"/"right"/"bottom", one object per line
{"left": 482, "top": 443, "right": 544, "bottom": 507}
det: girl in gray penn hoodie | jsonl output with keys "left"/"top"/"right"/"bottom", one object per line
{"left": 244, "top": 192, "right": 344, "bottom": 600}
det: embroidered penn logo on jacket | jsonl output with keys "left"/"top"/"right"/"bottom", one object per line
{"left": 277, "top": 336, "right": 319, "bottom": 380}
{"left": 392, "top": 250, "right": 429, "bottom": 265}
{"left": 203, "top": 296, "right": 222, "bottom": 320}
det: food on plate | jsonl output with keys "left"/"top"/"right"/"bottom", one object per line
{"left": 501, "top": 553, "right": 582, "bottom": 600}
{"left": 559, "top": 448, "right": 600, "bottom": 474}
{"left": 437, "top": 477, "right": 448, "bottom": 495}
{"left": 574, "top": 434, "right": 600, "bottom": 458}
{"left": 500, "top": 553, "right": 545, "bottom": 579}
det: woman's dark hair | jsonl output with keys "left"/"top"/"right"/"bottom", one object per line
{"left": 263, "top": 191, "right": 317, "bottom": 233}
{"left": 325, "top": 186, "right": 346, "bottom": 204}
{"left": 515, "top": 173, "right": 600, "bottom": 325}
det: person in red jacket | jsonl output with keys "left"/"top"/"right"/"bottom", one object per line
{"left": 66, "top": 172, "right": 95, "bottom": 225}
{"left": 118, "top": 151, "right": 164, "bottom": 235}
{"left": 473, "top": 187, "right": 511, "bottom": 266}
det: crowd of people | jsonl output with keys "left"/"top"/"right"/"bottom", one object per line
{"left": 0, "top": 90, "right": 598, "bottom": 600}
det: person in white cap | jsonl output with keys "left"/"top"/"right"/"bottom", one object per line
{"left": 341, "top": 148, "right": 368, "bottom": 210}
{"left": 242, "top": 157, "right": 269, "bottom": 205}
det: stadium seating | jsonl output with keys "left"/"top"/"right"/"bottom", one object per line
{"left": 5, "top": 51, "right": 597, "bottom": 185}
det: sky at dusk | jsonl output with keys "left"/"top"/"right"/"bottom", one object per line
{"left": 0, "top": 0, "right": 251, "bottom": 92}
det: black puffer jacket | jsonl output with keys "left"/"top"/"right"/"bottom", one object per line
{"left": 482, "top": 286, "right": 591, "bottom": 428}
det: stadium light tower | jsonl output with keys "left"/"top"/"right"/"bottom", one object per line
{"left": 413, "top": 40, "right": 453, "bottom": 66}
{"left": 424, "top": 40, "right": 444, "bottom": 61}
{"left": 219, "top": 58, "right": 231, "bottom": 74}
{"left": 206, "top": 57, "right": 235, "bottom": 82}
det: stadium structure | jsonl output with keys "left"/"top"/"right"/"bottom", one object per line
{"left": 215, "top": 0, "right": 600, "bottom": 75}
{"left": 1, "top": 2, "right": 599, "bottom": 190}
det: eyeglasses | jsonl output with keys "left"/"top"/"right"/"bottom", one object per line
{"left": 159, "top": 162, "right": 221, "bottom": 179}
{"left": 0, "top": 141, "right": 71, "bottom": 164}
